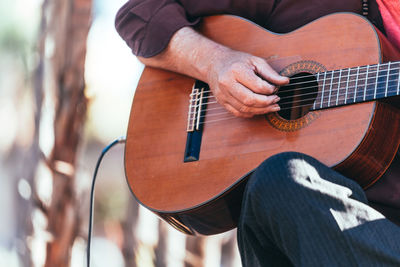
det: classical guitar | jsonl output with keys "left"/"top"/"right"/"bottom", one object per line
{"left": 125, "top": 13, "right": 400, "bottom": 235}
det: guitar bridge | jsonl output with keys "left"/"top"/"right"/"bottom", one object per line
{"left": 184, "top": 80, "right": 209, "bottom": 162}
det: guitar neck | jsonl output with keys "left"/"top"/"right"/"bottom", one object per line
{"left": 311, "top": 61, "right": 400, "bottom": 110}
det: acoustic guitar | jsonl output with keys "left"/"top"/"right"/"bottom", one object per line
{"left": 124, "top": 13, "right": 400, "bottom": 235}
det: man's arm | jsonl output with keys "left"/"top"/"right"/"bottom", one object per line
{"left": 139, "top": 27, "right": 289, "bottom": 117}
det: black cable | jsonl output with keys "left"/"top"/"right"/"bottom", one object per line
{"left": 87, "top": 137, "right": 126, "bottom": 267}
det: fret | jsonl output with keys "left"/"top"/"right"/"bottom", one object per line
{"left": 365, "top": 64, "right": 378, "bottom": 101}
{"left": 398, "top": 61, "right": 400, "bottom": 95}
{"left": 346, "top": 67, "right": 357, "bottom": 104}
{"left": 337, "top": 68, "right": 349, "bottom": 106}
{"left": 313, "top": 72, "right": 321, "bottom": 110}
{"left": 376, "top": 63, "right": 389, "bottom": 99}
{"left": 339, "top": 68, "right": 350, "bottom": 105}
{"left": 327, "top": 70, "right": 334, "bottom": 107}
{"left": 355, "top": 66, "right": 366, "bottom": 103}
{"left": 320, "top": 71, "right": 327, "bottom": 109}
{"left": 385, "top": 62, "right": 390, "bottom": 97}
{"left": 353, "top": 66, "right": 360, "bottom": 103}
{"left": 329, "top": 70, "right": 340, "bottom": 107}
{"left": 343, "top": 68, "right": 350, "bottom": 105}
{"left": 373, "top": 63, "right": 379, "bottom": 99}
{"left": 387, "top": 61, "right": 400, "bottom": 97}
{"left": 336, "top": 69, "right": 342, "bottom": 106}
{"left": 364, "top": 64, "right": 369, "bottom": 101}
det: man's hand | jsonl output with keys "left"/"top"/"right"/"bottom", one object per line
{"left": 138, "top": 27, "right": 289, "bottom": 117}
{"left": 207, "top": 49, "right": 289, "bottom": 117}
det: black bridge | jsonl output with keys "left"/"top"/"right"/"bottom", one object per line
{"left": 184, "top": 80, "right": 209, "bottom": 162}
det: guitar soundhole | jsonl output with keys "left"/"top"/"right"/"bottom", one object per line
{"left": 277, "top": 72, "right": 318, "bottom": 120}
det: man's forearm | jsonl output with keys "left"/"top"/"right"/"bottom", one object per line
{"left": 138, "top": 27, "right": 289, "bottom": 117}
{"left": 138, "top": 27, "right": 227, "bottom": 82}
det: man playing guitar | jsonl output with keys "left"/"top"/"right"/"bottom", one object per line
{"left": 116, "top": 0, "right": 400, "bottom": 265}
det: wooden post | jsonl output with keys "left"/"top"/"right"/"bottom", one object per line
{"left": 39, "top": 0, "right": 92, "bottom": 266}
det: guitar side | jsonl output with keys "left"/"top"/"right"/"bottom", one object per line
{"left": 125, "top": 13, "right": 400, "bottom": 235}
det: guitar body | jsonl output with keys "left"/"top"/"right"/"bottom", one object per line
{"left": 125, "top": 13, "right": 400, "bottom": 235}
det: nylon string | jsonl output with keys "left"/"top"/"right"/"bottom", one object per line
{"left": 188, "top": 82, "right": 400, "bottom": 127}
{"left": 187, "top": 61, "right": 400, "bottom": 127}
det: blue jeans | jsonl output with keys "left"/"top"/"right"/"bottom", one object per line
{"left": 238, "top": 152, "right": 400, "bottom": 266}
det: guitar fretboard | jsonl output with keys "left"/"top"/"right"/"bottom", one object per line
{"left": 311, "top": 61, "right": 400, "bottom": 110}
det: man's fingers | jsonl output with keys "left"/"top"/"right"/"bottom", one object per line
{"left": 208, "top": 51, "right": 288, "bottom": 117}
{"left": 235, "top": 67, "right": 277, "bottom": 95}
{"left": 228, "top": 82, "right": 280, "bottom": 108}
{"left": 215, "top": 87, "right": 280, "bottom": 117}
{"left": 252, "top": 57, "right": 289, "bottom": 86}
{"left": 223, "top": 100, "right": 281, "bottom": 118}
{"left": 231, "top": 57, "right": 289, "bottom": 95}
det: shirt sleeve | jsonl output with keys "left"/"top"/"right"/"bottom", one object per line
{"left": 115, "top": 0, "right": 381, "bottom": 58}
{"left": 115, "top": 0, "right": 200, "bottom": 58}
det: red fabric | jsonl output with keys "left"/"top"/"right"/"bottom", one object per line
{"left": 376, "top": 0, "right": 400, "bottom": 50}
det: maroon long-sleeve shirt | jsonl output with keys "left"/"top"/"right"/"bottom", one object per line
{"left": 115, "top": 0, "right": 384, "bottom": 57}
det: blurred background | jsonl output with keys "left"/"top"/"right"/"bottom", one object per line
{"left": 0, "top": 0, "right": 240, "bottom": 266}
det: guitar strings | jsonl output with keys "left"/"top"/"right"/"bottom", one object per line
{"left": 189, "top": 64, "right": 400, "bottom": 103}
{"left": 289, "top": 62, "right": 398, "bottom": 81}
{"left": 266, "top": 61, "right": 398, "bottom": 84}
{"left": 190, "top": 81, "right": 400, "bottom": 117}
{"left": 188, "top": 71, "right": 400, "bottom": 111}
{"left": 190, "top": 75, "right": 400, "bottom": 108}
{"left": 189, "top": 61, "right": 400, "bottom": 97}
{"left": 188, "top": 82, "right": 400, "bottom": 126}
{"left": 187, "top": 62, "right": 400, "bottom": 127}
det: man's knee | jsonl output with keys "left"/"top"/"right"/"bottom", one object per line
{"left": 251, "top": 151, "right": 318, "bottom": 184}
{"left": 245, "top": 152, "right": 322, "bottom": 204}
